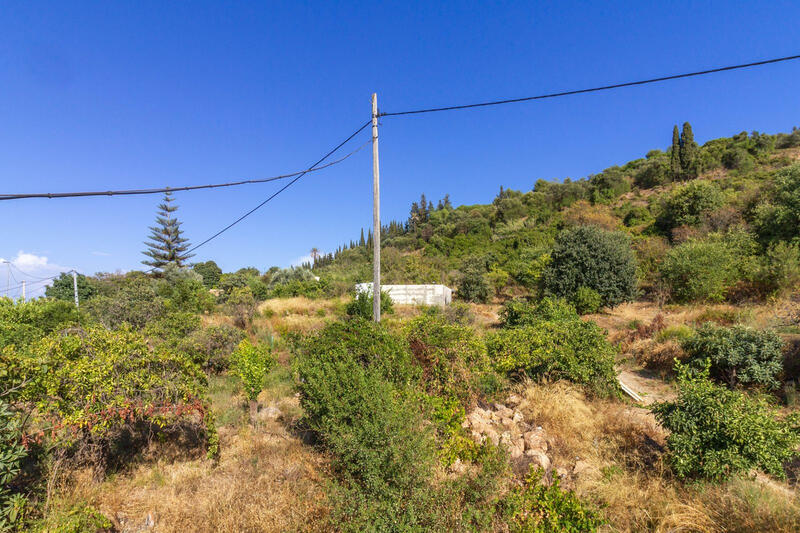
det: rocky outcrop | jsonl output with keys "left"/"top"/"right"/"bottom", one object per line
{"left": 462, "top": 394, "right": 551, "bottom": 470}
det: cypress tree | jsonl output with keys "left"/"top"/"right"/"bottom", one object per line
{"left": 359, "top": 228, "right": 366, "bottom": 247}
{"left": 670, "top": 125, "right": 682, "bottom": 180}
{"left": 142, "top": 191, "right": 193, "bottom": 270}
{"left": 680, "top": 122, "right": 698, "bottom": 179}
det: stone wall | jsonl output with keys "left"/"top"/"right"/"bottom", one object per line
{"left": 354, "top": 283, "right": 453, "bottom": 306}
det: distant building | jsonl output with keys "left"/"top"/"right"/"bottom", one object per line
{"left": 355, "top": 283, "right": 453, "bottom": 306}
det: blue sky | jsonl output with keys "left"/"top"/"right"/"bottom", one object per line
{"left": 1, "top": 1, "right": 799, "bottom": 297}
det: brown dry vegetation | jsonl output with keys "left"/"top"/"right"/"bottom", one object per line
{"left": 516, "top": 380, "right": 800, "bottom": 533}
{"left": 49, "top": 374, "right": 330, "bottom": 533}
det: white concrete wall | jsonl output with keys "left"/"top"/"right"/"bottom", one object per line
{"left": 355, "top": 283, "right": 453, "bottom": 306}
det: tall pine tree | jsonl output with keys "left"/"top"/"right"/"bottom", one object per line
{"left": 670, "top": 125, "right": 682, "bottom": 180}
{"left": 679, "top": 122, "right": 698, "bottom": 179}
{"left": 142, "top": 191, "right": 194, "bottom": 270}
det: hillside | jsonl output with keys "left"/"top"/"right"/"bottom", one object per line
{"left": 3, "top": 124, "right": 800, "bottom": 532}
{"left": 313, "top": 124, "right": 800, "bottom": 307}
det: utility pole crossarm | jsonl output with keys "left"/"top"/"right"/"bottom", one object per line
{"left": 371, "top": 93, "right": 381, "bottom": 322}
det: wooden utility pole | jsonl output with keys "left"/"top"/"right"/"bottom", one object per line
{"left": 371, "top": 93, "right": 381, "bottom": 322}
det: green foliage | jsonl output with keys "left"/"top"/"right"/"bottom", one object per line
{"left": 225, "top": 287, "right": 256, "bottom": 328}
{"left": 405, "top": 310, "right": 492, "bottom": 405}
{"left": 192, "top": 260, "right": 222, "bottom": 289}
{"left": 156, "top": 264, "right": 215, "bottom": 313}
{"left": 142, "top": 191, "right": 194, "bottom": 270}
{"left": 0, "top": 401, "right": 26, "bottom": 530}
{"left": 488, "top": 300, "right": 619, "bottom": 397}
{"left": 458, "top": 257, "right": 491, "bottom": 303}
{"left": 502, "top": 467, "right": 604, "bottom": 532}
{"left": 45, "top": 272, "right": 94, "bottom": 303}
{"left": 660, "top": 238, "right": 739, "bottom": 302}
{"left": 755, "top": 241, "right": 800, "bottom": 295}
{"left": 656, "top": 180, "right": 724, "bottom": 235}
{"left": 573, "top": 286, "right": 601, "bottom": 314}
{"left": 5, "top": 326, "right": 214, "bottom": 468}
{"left": 180, "top": 324, "right": 245, "bottom": 372}
{"left": 28, "top": 501, "right": 113, "bottom": 533}
{"left": 588, "top": 166, "right": 630, "bottom": 203}
{"left": 345, "top": 290, "right": 393, "bottom": 319}
{"left": 541, "top": 226, "right": 637, "bottom": 308}
{"left": 679, "top": 122, "right": 699, "bottom": 179}
{"left": 84, "top": 274, "right": 166, "bottom": 329}
{"left": 683, "top": 324, "right": 784, "bottom": 389}
{"left": 653, "top": 364, "right": 800, "bottom": 480}
{"left": 0, "top": 298, "right": 81, "bottom": 352}
{"left": 295, "top": 320, "right": 436, "bottom": 527}
{"left": 499, "top": 297, "right": 577, "bottom": 328}
{"left": 231, "top": 339, "right": 275, "bottom": 401}
{"left": 752, "top": 164, "right": 800, "bottom": 245}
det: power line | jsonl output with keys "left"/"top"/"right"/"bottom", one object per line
{"left": 379, "top": 53, "right": 800, "bottom": 117}
{"left": 180, "top": 120, "right": 372, "bottom": 256}
{"left": 8, "top": 263, "right": 58, "bottom": 281}
{"left": 0, "top": 142, "right": 369, "bottom": 201}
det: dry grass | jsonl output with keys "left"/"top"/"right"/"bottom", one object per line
{"left": 43, "top": 370, "right": 330, "bottom": 533}
{"left": 516, "top": 380, "right": 800, "bottom": 532}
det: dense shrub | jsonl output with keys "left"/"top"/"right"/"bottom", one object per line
{"left": 656, "top": 180, "right": 724, "bottom": 235}
{"left": 5, "top": 326, "right": 216, "bottom": 469}
{"left": 653, "top": 364, "right": 800, "bottom": 480}
{"left": 499, "top": 297, "right": 577, "bottom": 328}
{"left": 231, "top": 340, "right": 275, "bottom": 402}
{"left": 85, "top": 275, "right": 166, "bottom": 329}
{"left": 752, "top": 164, "right": 800, "bottom": 244}
{"left": 659, "top": 239, "right": 738, "bottom": 303}
{"left": 192, "top": 260, "right": 222, "bottom": 289}
{"left": 225, "top": 287, "right": 256, "bottom": 328}
{"left": 0, "top": 401, "right": 25, "bottom": 530}
{"left": 683, "top": 324, "right": 784, "bottom": 389}
{"left": 0, "top": 298, "right": 81, "bottom": 350}
{"left": 156, "top": 264, "right": 215, "bottom": 313}
{"left": 755, "top": 241, "right": 800, "bottom": 296}
{"left": 458, "top": 258, "right": 491, "bottom": 303}
{"left": 501, "top": 467, "right": 604, "bottom": 532}
{"left": 179, "top": 324, "right": 245, "bottom": 372}
{"left": 345, "top": 290, "right": 393, "bottom": 319}
{"left": 573, "top": 286, "right": 601, "bottom": 314}
{"left": 541, "top": 226, "right": 637, "bottom": 307}
{"left": 489, "top": 301, "right": 619, "bottom": 397}
{"left": 294, "top": 320, "right": 436, "bottom": 527}
{"left": 405, "top": 311, "right": 492, "bottom": 405}
{"left": 44, "top": 272, "right": 95, "bottom": 303}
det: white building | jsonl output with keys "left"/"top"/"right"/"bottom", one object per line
{"left": 355, "top": 283, "right": 453, "bottom": 306}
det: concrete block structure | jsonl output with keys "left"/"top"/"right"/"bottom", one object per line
{"left": 355, "top": 283, "right": 453, "bottom": 306}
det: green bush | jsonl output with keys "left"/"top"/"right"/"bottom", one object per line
{"left": 660, "top": 239, "right": 738, "bottom": 303}
{"left": 755, "top": 241, "right": 800, "bottom": 296}
{"left": 457, "top": 258, "right": 491, "bottom": 303}
{"left": 541, "top": 226, "right": 637, "bottom": 308}
{"left": 85, "top": 275, "right": 166, "bottom": 329}
{"left": 225, "top": 287, "right": 256, "bottom": 328}
{"left": 683, "top": 324, "right": 784, "bottom": 389}
{"left": 231, "top": 339, "right": 275, "bottom": 402}
{"left": 752, "top": 165, "right": 800, "bottom": 245}
{"left": 0, "top": 401, "right": 25, "bottom": 530}
{"left": 192, "top": 260, "right": 222, "bottom": 289}
{"left": 573, "top": 286, "right": 601, "bottom": 314}
{"left": 5, "top": 326, "right": 216, "bottom": 468}
{"left": 653, "top": 364, "right": 800, "bottom": 480}
{"left": 156, "top": 265, "right": 215, "bottom": 313}
{"left": 294, "top": 320, "right": 436, "bottom": 526}
{"left": 499, "top": 297, "right": 577, "bottom": 328}
{"left": 405, "top": 311, "right": 491, "bottom": 405}
{"left": 345, "top": 290, "right": 393, "bottom": 319}
{"left": 656, "top": 180, "right": 724, "bottom": 235}
{"left": 179, "top": 324, "right": 245, "bottom": 372}
{"left": 0, "top": 298, "right": 81, "bottom": 351}
{"left": 487, "top": 305, "right": 619, "bottom": 397}
{"left": 45, "top": 272, "right": 95, "bottom": 303}
{"left": 501, "top": 467, "right": 604, "bottom": 532}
